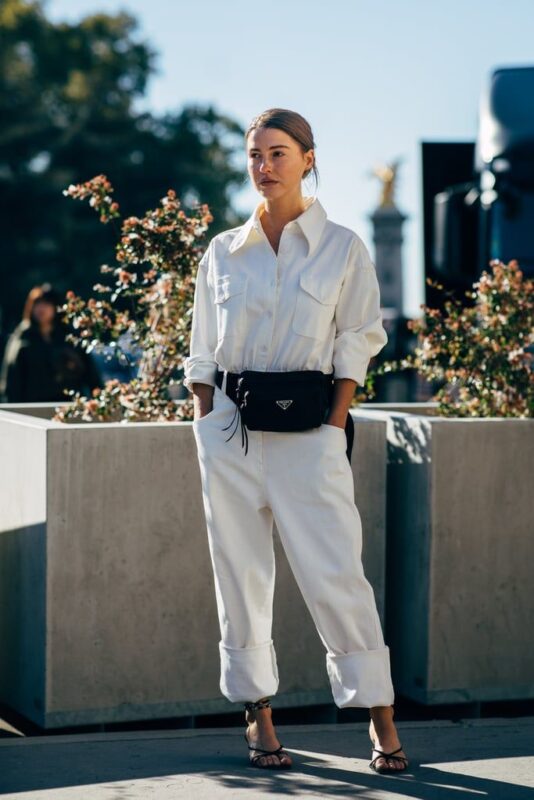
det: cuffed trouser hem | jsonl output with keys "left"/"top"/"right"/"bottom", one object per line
{"left": 326, "top": 645, "right": 395, "bottom": 708}
{"left": 219, "top": 639, "right": 279, "bottom": 703}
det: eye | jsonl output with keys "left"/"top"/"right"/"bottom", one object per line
{"left": 248, "top": 151, "right": 284, "bottom": 159}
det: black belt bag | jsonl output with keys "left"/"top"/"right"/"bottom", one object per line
{"left": 215, "top": 368, "right": 335, "bottom": 454}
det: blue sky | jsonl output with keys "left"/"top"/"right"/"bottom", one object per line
{"left": 48, "top": 0, "right": 534, "bottom": 316}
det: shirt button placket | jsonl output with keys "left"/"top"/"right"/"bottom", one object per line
{"left": 264, "top": 240, "right": 283, "bottom": 369}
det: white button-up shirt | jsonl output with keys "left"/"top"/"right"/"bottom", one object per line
{"left": 183, "top": 194, "right": 388, "bottom": 392}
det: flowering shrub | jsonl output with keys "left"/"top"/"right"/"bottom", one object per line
{"left": 52, "top": 175, "right": 213, "bottom": 423}
{"left": 366, "top": 259, "right": 533, "bottom": 417}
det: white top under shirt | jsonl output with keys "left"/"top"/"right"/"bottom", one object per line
{"left": 182, "top": 194, "right": 388, "bottom": 392}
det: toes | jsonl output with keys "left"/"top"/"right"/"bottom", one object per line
{"left": 250, "top": 743, "right": 292, "bottom": 768}
{"left": 257, "top": 751, "right": 292, "bottom": 768}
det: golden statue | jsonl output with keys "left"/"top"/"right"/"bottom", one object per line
{"left": 370, "top": 159, "right": 403, "bottom": 208}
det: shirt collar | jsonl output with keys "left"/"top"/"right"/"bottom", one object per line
{"left": 228, "top": 194, "right": 327, "bottom": 257}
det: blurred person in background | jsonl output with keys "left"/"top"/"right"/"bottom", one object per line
{"left": 0, "top": 283, "right": 102, "bottom": 403}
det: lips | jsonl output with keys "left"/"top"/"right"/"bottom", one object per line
{"left": 260, "top": 179, "right": 277, "bottom": 185}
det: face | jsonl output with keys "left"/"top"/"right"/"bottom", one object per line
{"left": 246, "top": 127, "right": 314, "bottom": 199}
{"left": 32, "top": 299, "right": 56, "bottom": 325}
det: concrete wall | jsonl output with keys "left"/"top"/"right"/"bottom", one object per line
{"left": 0, "top": 404, "right": 387, "bottom": 728}
{"left": 0, "top": 411, "right": 48, "bottom": 723}
{"left": 356, "top": 409, "right": 534, "bottom": 704}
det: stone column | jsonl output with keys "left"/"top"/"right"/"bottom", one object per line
{"left": 366, "top": 165, "right": 413, "bottom": 401}
{"left": 369, "top": 204, "right": 407, "bottom": 314}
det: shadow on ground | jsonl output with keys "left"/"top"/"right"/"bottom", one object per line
{"left": 0, "top": 718, "right": 533, "bottom": 799}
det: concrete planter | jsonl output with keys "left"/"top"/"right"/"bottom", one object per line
{"left": 355, "top": 405, "right": 534, "bottom": 705}
{"left": 0, "top": 403, "right": 387, "bottom": 728}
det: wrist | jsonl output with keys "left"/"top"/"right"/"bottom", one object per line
{"left": 325, "top": 411, "right": 348, "bottom": 428}
{"left": 194, "top": 394, "right": 214, "bottom": 419}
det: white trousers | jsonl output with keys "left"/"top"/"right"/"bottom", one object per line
{"left": 192, "top": 383, "right": 395, "bottom": 708}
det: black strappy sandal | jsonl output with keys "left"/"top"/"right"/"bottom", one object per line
{"left": 243, "top": 698, "right": 292, "bottom": 769}
{"left": 369, "top": 745, "right": 409, "bottom": 774}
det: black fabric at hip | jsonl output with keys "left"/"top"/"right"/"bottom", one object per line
{"left": 215, "top": 369, "right": 354, "bottom": 464}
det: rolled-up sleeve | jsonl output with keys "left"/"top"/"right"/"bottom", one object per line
{"left": 182, "top": 243, "right": 218, "bottom": 392}
{"left": 332, "top": 236, "right": 388, "bottom": 386}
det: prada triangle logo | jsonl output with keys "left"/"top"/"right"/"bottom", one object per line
{"left": 276, "top": 399, "right": 293, "bottom": 410}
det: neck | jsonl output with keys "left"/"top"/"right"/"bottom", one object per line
{"left": 260, "top": 191, "right": 310, "bottom": 229}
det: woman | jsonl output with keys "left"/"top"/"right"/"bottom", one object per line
{"left": 183, "top": 108, "right": 409, "bottom": 775}
{"left": 0, "top": 284, "right": 102, "bottom": 403}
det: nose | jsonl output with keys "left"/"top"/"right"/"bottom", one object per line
{"left": 258, "top": 158, "right": 272, "bottom": 173}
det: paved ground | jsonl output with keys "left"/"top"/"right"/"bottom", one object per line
{"left": 0, "top": 716, "right": 533, "bottom": 799}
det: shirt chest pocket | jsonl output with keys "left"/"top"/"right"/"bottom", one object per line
{"left": 213, "top": 274, "right": 247, "bottom": 341}
{"left": 292, "top": 271, "right": 339, "bottom": 340}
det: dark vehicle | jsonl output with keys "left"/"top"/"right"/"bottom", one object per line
{"left": 423, "top": 66, "right": 534, "bottom": 305}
